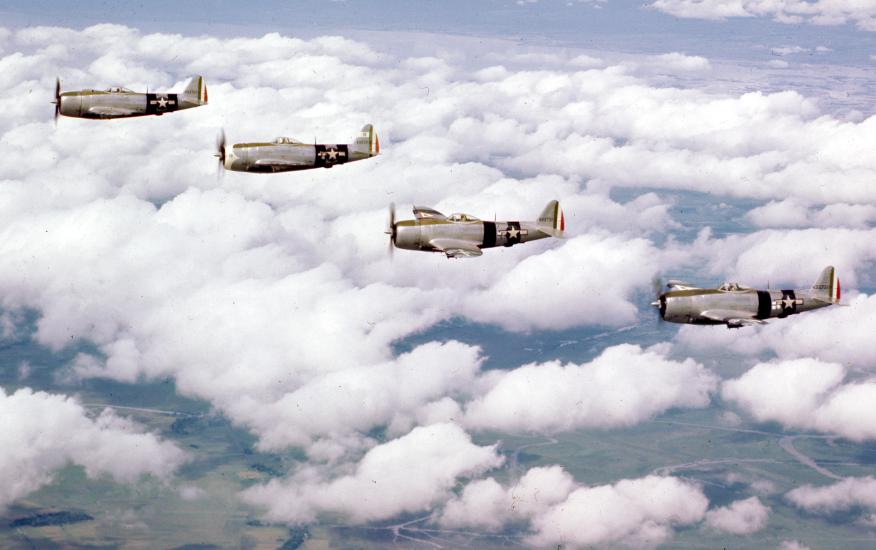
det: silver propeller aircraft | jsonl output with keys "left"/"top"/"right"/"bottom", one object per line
{"left": 386, "top": 200, "right": 564, "bottom": 258}
{"left": 53, "top": 76, "right": 207, "bottom": 121}
{"left": 652, "top": 265, "right": 840, "bottom": 328}
{"left": 216, "top": 124, "right": 379, "bottom": 173}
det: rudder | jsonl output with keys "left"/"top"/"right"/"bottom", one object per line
{"left": 354, "top": 124, "right": 379, "bottom": 156}
{"left": 811, "top": 265, "right": 840, "bottom": 303}
{"left": 182, "top": 75, "right": 208, "bottom": 105}
{"left": 536, "top": 200, "right": 564, "bottom": 238}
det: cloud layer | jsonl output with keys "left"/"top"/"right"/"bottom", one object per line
{"left": 2, "top": 22, "right": 876, "bottom": 542}
{"left": 651, "top": 0, "right": 876, "bottom": 31}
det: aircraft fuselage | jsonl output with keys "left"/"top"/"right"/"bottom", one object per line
{"left": 393, "top": 219, "right": 549, "bottom": 252}
{"left": 224, "top": 143, "right": 370, "bottom": 172}
{"left": 59, "top": 91, "right": 201, "bottom": 119}
{"left": 659, "top": 288, "right": 829, "bottom": 325}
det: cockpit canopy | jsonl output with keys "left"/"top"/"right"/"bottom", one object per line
{"left": 274, "top": 137, "right": 303, "bottom": 145}
{"left": 448, "top": 213, "right": 480, "bottom": 222}
{"left": 718, "top": 282, "right": 750, "bottom": 291}
{"left": 106, "top": 87, "right": 134, "bottom": 93}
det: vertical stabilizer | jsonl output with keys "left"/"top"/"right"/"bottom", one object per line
{"left": 536, "top": 200, "right": 564, "bottom": 238}
{"left": 811, "top": 265, "right": 840, "bottom": 303}
{"left": 354, "top": 123, "right": 379, "bottom": 157}
{"left": 181, "top": 75, "right": 208, "bottom": 105}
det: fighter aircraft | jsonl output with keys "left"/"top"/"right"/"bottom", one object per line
{"left": 216, "top": 124, "right": 379, "bottom": 173}
{"left": 652, "top": 265, "right": 840, "bottom": 328}
{"left": 386, "top": 200, "right": 564, "bottom": 258}
{"left": 53, "top": 76, "right": 207, "bottom": 121}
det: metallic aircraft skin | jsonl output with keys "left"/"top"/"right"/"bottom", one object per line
{"left": 390, "top": 200, "right": 564, "bottom": 259}
{"left": 653, "top": 266, "right": 840, "bottom": 328}
{"left": 221, "top": 124, "right": 380, "bottom": 173}
{"left": 56, "top": 76, "right": 207, "bottom": 120}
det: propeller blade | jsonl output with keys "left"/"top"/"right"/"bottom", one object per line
{"left": 386, "top": 202, "right": 396, "bottom": 258}
{"left": 651, "top": 276, "right": 663, "bottom": 300}
{"left": 389, "top": 202, "right": 396, "bottom": 234}
{"left": 215, "top": 129, "right": 226, "bottom": 178}
{"left": 53, "top": 77, "right": 61, "bottom": 125}
{"left": 650, "top": 275, "right": 666, "bottom": 321}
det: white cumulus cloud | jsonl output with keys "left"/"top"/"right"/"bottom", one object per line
{"left": 529, "top": 474, "right": 709, "bottom": 547}
{"left": 440, "top": 465, "right": 576, "bottom": 531}
{"left": 241, "top": 423, "right": 503, "bottom": 523}
{"left": 787, "top": 476, "right": 876, "bottom": 520}
{"left": 705, "top": 496, "right": 770, "bottom": 534}
{"left": 442, "top": 468, "right": 711, "bottom": 547}
{"left": 0, "top": 387, "right": 187, "bottom": 511}
{"left": 676, "top": 294, "right": 876, "bottom": 370}
{"left": 722, "top": 358, "right": 876, "bottom": 441}
{"left": 464, "top": 343, "right": 718, "bottom": 433}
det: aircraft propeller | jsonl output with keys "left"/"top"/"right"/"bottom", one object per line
{"left": 215, "top": 129, "right": 226, "bottom": 178}
{"left": 650, "top": 276, "right": 666, "bottom": 321}
{"left": 52, "top": 77, "right": 61, "bottom": 125}
{"left": 385, "top": 202, "right": 396, "bottom": 258}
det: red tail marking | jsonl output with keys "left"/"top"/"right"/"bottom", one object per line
{"left": 837, "top": 278, "right": 841, "bottom": 302}
{"left": 204, "top": 84, "right": 208, "bottom": 103}
{"left": 560, "top": 211, "right": 565, "bottom": 231}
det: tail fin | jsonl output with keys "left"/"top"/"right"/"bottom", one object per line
{"left": 536, "top": 200, "right": 564, "bottom": 238}
{"left": 353, "top": 124, "right": 379, "bottom": 157}
{"left": 181, "top": 75, "right": 208, "bottom": 105}
{"left": 811, "top": 265, "right": 840, "bottom": 303}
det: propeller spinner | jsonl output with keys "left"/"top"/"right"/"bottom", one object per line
{"left": 650, "top": 276, "right": 667, "bottom": 320}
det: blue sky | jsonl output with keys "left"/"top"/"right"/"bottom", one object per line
{"left": 5, "top": 0, "right": 876, "bottom": 62}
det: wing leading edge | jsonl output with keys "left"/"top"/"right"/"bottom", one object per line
{"left": 87, "top": 106, "right": 139, "bottom": 116}
{"left": 700, "top": 310, "right": 766, "bottom": 327}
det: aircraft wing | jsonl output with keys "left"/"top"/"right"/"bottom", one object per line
{"left": 253, "top": 158, "right": 312, "bottom": 168}
{"left": 87, "top": 106, "right": 139, "bottom": 116}
{"left": 700, "top": 310, "right": 766, "bottom": 327}
{"left": 428, "top": 238, "right": 482, "bottom": 258}
{"left": 727, "top": 318, "right": 767, "bottom": 327}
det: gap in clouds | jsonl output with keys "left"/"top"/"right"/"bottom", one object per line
{"left": 614, "top": 187, "right": 764, "bottom": 245}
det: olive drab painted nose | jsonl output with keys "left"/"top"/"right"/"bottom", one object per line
{"left": 58, "top": 94, "right": 81, "bottom": 118}
{"left": 393, "top": 224, "right": 421, "bottom": 251}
